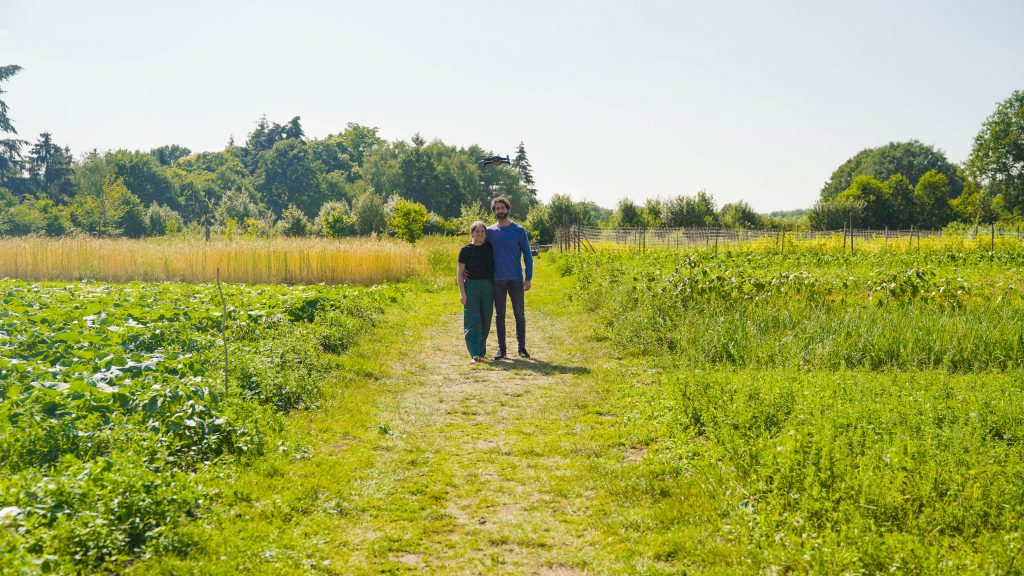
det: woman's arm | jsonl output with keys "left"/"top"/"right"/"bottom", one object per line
{"left": 457, "top": 262, "right": 468, "bottom": 305}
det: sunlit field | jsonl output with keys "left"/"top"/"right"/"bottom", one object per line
{"left": 0, "top": 235, "right": 459, "bottom": 284}
{"left": 556, "top": 242, "right": 1024, "bottom": 571}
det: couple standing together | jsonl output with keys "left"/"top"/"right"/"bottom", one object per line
{"left": 457, "top": 197, "right": 533, "bottom": 363}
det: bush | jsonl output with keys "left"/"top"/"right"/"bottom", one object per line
{"left": 315, "top": 200, "right": 353, "bottom": 237}
{"left": 352, "top": 193, "right": 387, "bottom": 235}
{"left": 146, "top": 202, "right": 183, "bottom": 236}
{"left": 274, "top": 204, "right": 311, "bottom": 237}
{"left": 388, "top": 199, "right": 428, "bottom": 244}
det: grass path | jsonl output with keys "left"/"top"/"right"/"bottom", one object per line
{"left": 133, "top": 263, "right": 707, "bottom": 575}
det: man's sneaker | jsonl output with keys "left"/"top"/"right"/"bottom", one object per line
{"left": 493, "top": 352, "right": 508, "bottom": 361}
{"left": 518, "top": 349, "right": 531, "bottom": 359}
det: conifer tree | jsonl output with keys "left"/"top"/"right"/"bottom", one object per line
{"left": 512, "top": 141, "right": 536, "bottom": 195}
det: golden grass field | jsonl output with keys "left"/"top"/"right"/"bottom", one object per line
{"left": 0, "top": 236, "right": 460, "bottom": 284}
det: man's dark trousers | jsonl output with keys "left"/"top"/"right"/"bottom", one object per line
{"left": 494, "top": 279, "right": 526, "bottom": 354}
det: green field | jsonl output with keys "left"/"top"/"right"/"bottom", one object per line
{"left": 3, "top": 244, "right": 1024, "bottom": 574}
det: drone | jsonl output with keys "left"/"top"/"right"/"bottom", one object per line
{"left": 478, "top": 155, "right": 511, "bottom": 166}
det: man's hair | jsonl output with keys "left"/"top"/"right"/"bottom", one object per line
{"left": 469, "top": 220, "right": 487, "bottom": 233}
{"left": 491, "top": 197, "right": 511, "bottom": 212}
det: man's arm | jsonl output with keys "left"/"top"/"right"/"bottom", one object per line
{"left": 520, "top": 227, "right": 533, "bottom": 290}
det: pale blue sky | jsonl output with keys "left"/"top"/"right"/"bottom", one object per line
{"left": 2, "top": 0, "right": 1022, "bottom": 211}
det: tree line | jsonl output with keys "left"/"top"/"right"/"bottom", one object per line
{"left": 0, "top": 65, "right": 539, "bottom": 243}
{"left": 2, "top": 63, "right": 1022, "bottom": 240}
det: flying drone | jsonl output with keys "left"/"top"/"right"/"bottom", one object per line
{"left": 478, "top": 155, "right": 511, "bottom": 166}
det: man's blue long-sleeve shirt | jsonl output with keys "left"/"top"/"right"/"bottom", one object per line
{"left": 486, "top": 222, "right": 533, "bottom": 281}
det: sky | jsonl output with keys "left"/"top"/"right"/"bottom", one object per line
{"left": 2, "top": 0, "right": 1022, "bottom": 212}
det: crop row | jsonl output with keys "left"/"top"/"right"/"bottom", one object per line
{"left": 561, "top": 252, "right": 1024, "bottom": 370}
{"left": 0, "top": 279, "right": 402, "bottom": 573}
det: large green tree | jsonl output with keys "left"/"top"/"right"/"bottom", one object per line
{"left": 967, "top": 90, "right": 1024, "bottom": 214}
{"left": 106, "top": 150, "right": 180, "bottom": 210}
{"left": 512, "top": 141, "right": 536, "bottom": 196}
{"left": 27, "top": 133, "right": 75, "bottom": 202}
{"left": 0, "top": 64, "right": 25, "bottom": 186}
{"left": 914, "top": 170, "right": 953, "bottom": 229}
{"left": 821, "top": 140, "right": 962, "bottom": 202}
{"left": 254, "top": 138, "right": 323, "bottom": 217}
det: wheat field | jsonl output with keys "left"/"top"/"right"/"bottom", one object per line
{"left": 0, "top": 236, "right": 458, "bottom": 284}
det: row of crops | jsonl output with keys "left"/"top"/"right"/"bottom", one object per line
{"left": 0, "top": 279, "right": 402, "bottom": 573}
{"left": 558, "top": 248, "right": 1024, "bottom": 572}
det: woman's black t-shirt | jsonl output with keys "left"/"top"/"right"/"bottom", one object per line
{"left": 458, "top": 242, "right": 495, "bottom": 280}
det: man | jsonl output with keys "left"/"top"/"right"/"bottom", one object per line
{"left": 486, "top": 196, "right": 533, "bottom": 359}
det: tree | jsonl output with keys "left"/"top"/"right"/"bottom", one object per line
{"left": 883, "top": 174, "right": 915, "bottom": 229}
{"left": 967, "top": 90, "right": 1024, "bottom": 214}
{"left": 242, "top": 115, "right": 305, "bottom": 171}
{"left": 26, "top": 133, "right": 74, "bottom": 202}
{"left": 146, "top": 202, "right": 183, "bottom": 235}
{"left": 149, "top": 144, "right": 192, "bottom": 166}
{"left": 254, "top": 139, "right": 323, "bottom": 216}
{"left": 914, "top": 170, "right": 953, "bottom": 229}
{"left": 352, "top": 192, "right": 387, "bottom": 235}
{"left": 338, "top": 123, "right": 383, "bottom": 167}
{"left": 0, "top": 64, "right": 25, "bottom": 186}
{"left": 388, "top": 199, "right": 428, "bottom": 244}
{"left": 612, "top": 198, "right": 643, "bottom": 228}
{"left": 275, "top": 204, "right": 312, "bottom": 236}
{"left": 106, "top": 150, "right": 180, "bottom": 210}
{"left": 836, "top": 175, "right": 892, "bottom": 229}
{"left": 71, "top": 177, "right": 147, "bottom": 237}
{"left": 662, "top": 191, "right": 718, "bottom": 227}
{"left": 820, "top": 140, "right": 962, "bottom": 202}
{"left": 315, "top": 201, "right": 354, "bottom": 237}
{"left": 807, "top": 197, "right": 865, "bottom": 230}
{"left": 512, "top": 141, "right": 536, "bottom": 195}
{"left": 719, "top": 200, "right": 763, "bottom": 229}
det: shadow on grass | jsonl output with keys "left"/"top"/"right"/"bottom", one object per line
{"left": 484, "top": 358, "right": 590, "bottom": 376}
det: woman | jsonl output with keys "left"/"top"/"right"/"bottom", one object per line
{"left": 458, "top": 221, "right": 495, "bottom": 363}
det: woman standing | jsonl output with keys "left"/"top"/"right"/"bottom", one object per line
{"left": 458, "top": 221, "right": 495, "bottom": 363}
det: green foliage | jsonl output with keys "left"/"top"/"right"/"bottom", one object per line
{"left": 255, "top": 139, "right": 323, "bottom": 217}
{"left": 275, "top": 203, "right": 312, "bottom": 236}
{"left": 612, "top": 198, "right": 643, "bottom": 227}
{"left": 388, "top": 198, "right": 428, "bottom": 244}
{"left": 106, "top": 150, "right": 180, "bottom": 211}
{"left": 71, "top": 177, "right": 146, "bottom": 237}
{"left": 315, "top": 200, "right": 353, "bottom": 237}
{"left": 0, "top": 64, "right": 25, "bottom": 185}
{"left": 967, "top": 90, "right": 1024, "bottom": 214}
{"left": 719, "top": 200, "right": 764, "bottom": 229}
{"left": 559, "top": 247, "right": 1024, "bottom": 568}
{"left": 820, "top": 140, "right": 963, "bottom": 202}
{"left": 149, "top": 144, "right": 192, "bottom": 167}
{"left": 26, "top": 132, "right": 74, "bottom": 202}
{"left": 661, "top": 191, "right": 719, "bottom": 227}
{"left": 914, "top": 169, "right": 954, "bottom": 228}
{"left": 146, "top": 202, "right": 183, "bottom": 236}
{"left": 0, "top": 278, "right": 403, "bottom": 571}
{"left": 512, "top": 141, "right": 536, "bottom": 195}
{"left": 456, "top": 202, "right": 490, "bottom": 234}
{"left": 564, "top": 249, "right": 1024, "bottom": 370}
{"left": 352, "top": 192, "right": 387, "bottom": 235}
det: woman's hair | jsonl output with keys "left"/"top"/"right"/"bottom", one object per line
{"left": 470, "top": 220, "right": 487, "bottom": 233}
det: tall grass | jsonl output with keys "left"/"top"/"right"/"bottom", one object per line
{"left": 562, "top": 248, "right": 1024, "bottom": 370}
{"left": 0, "top": 236, "right": 459, "bottom": 284}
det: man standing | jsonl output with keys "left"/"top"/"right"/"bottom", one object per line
{"left": 487, "top": 196, "right": 533, "bottom": 359}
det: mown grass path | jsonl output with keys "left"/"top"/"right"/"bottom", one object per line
{"left": 133, "top": 264, "right": 699, "bottom": 575}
